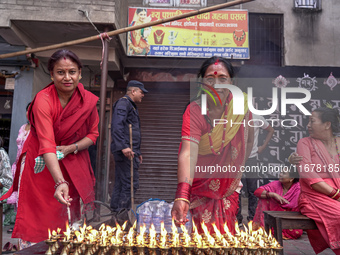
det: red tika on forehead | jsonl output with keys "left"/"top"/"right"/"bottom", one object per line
{"left": 214, "top": 71, "right": 218, "bottom": 75}
{"left": 214, "top": 59, "right": 219, "bottom": 65}
{"left": 63, "top": 57, "right": 66, "bottom": 60}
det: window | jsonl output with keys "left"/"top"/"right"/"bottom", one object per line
{"left": 143, "top": 0, "right": 206, "bottom": 7}
{"left": 294, "top": 0, "right": 321, "bottom": 10}
{"left": 247, "top": 14, "right": 283, "bottom": 66}
{"left": 143, "top": 0, "right": 173, "bottom": 7}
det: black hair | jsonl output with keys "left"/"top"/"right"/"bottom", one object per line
{"left": 281, "top": 165, "right": 299, "bottom": 183}
{"left": 47, "top": 49, "right": 82, "bottom": 72}
{"left": 26, "top": 102, "right": 31, "bottom": 112}
{"left": 0, "top": 137, "right": 3, "bottom": 148}
{"left": 313, "top": 107, "right": 340, "bottom": 133}
{"left": 197, "top": 56, "right": 235, "bottom": 79}
{"left": 136, "top": 8, "right": 147, "bottom": 14}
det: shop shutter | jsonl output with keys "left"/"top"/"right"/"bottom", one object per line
{"left": 136, "top": 88, "right": 190, "bottom": 204}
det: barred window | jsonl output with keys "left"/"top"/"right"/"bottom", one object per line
{"left": 247, "top": 13, "right": 283, "bottom": 66}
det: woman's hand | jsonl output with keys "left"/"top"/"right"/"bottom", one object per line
{"left": 288, "top": 152, "right": 303, "bottom": 165}
{"left": 271, "top": 193, "right": 290, "bottom": 204}
{"left": 54, "top": 183, "right": 72, "bottom": 206}
{"left": 56, "top": 145, "right": 75, "bottom": 157}
{"left": 171, "top": 200, "right": 189, "bottom": 227}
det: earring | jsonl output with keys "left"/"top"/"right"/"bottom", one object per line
{"left": 79, "top": 75, "right": 82, "bottom": 80}
{"left": 51, "top": 77, "right": 54, "bottom": 81}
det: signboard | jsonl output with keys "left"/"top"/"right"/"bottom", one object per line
{"left": 127, "top": 8, "right": 249, "bottom": 59}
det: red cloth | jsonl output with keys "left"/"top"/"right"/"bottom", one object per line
{"left": 297, "top": 137, "right": 340, "bottom": 254}
{"left": 253, "top": 181, "right": 303, "bottom": 239}
{"left": 1, "top": 83, "right": 99, "bottom": 242}
{"left": 181, "top": 95, "right": 249, "bottom": 234}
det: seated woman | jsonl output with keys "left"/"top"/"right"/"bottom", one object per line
{"left": 253, "top": 167, "right": 303, "bottom": 239}
{"left": 296, "top": 107, "right": 340, "bottom": 254}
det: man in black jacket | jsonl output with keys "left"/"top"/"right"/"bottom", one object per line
{"left": 110, "top": 80, "right": 148, "bottom": 214}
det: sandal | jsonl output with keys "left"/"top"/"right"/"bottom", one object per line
{"left": 7, "top": 228, "right": 13, "bottom": 234}
{"left": 3, "top": 242, "right": 13, "bottom": 252}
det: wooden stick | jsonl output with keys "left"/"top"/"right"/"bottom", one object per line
{"left": 129, "top": 124, "right": 134, "bottom": 212}
{"left": 0, "top": 0, "right": 254, "bottom": 59}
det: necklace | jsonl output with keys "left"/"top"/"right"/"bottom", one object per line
{"left": 154, "top": 30, "right": 165, "bottom": 43}
{"left": 207, "top": 103, "right": 228, "bottom": 156}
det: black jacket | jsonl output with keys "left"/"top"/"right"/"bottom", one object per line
{"left": 111, "top": 95, "right": 141, "bottom": 157}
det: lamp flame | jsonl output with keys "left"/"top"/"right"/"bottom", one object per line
{"left": 149, "top": 224, "right": 157, "bottom": 247}
{"left": 136, "top": 224, "right": 146, "bottom": 246}
{"left": 127, "top": 224, "right": 135, "bottom": 246}
{"left": 160, "top": 222, "right": 167, "bottom": 247}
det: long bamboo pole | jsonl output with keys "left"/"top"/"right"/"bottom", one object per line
{"left": 0, "top": 0, "right": 254, "bottom": 59}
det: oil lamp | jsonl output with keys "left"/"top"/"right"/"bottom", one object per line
{"left": 45, "top": 229, "right": 56, "bottom": 255}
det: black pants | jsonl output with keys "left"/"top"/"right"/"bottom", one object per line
{"left": 237, "top": 157, "right": 259, "bottom": 224}
{"left": 110, "top": 153, "right": 140, "bottom": 212}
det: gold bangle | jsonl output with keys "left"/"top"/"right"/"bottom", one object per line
{"left": 331, "top": 189, "right": 340, "bottom": 199}
{"left": 288, "top": 154, "right": 293, "bottom": 163}
{"left": 174, "top": 198, "right": 190, "bottom": 204}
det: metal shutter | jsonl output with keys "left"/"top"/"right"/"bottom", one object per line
{"left": 136, "top": 86, "right": 190, "bottom": 204}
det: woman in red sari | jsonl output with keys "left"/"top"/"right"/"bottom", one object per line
{"left": 297, "top": 107, "right": 340, "bottom": 254}
{"left": 171, "top": 56, "right": 254, "bottom": 234}
{"left": 1, "top": 49, "right": 99, "bottom": 249}
{"left": 253, "top": 168, "right": 303, "bottom": 239}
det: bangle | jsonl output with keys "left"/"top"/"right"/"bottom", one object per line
{"left": 331, "top": 189, "right": 340, "bottom": 199}
{"left": 334, "top": 192, "right": 340, "bottom": 200}
{"left": 174, "top": 198, "right": 190, "bottom": 204}
{"left": 288, "top": 154, "right": 293, "bottom": 164}
{"left": 73, "top": 143, "right": 78, "bottom": 154}
{"left": 175, "top": 182, "right": 192, "bottom": 201}
{"left": 54, "top": 180, "right": 69, "bottom": 189}
{"left": 328, "top": 188, "right": 337, "bottom": 198}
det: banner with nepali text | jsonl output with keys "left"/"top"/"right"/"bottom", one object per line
{"left": 127, "top": 7, "right": 249, "bottom": 59}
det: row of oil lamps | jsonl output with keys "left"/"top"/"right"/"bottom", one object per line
{"left": 44, "top": 220, "right": 283, "bottom": 255}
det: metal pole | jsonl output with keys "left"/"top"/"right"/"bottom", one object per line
{"left": 93, "top": 27, "right": 109, "bottom": 222}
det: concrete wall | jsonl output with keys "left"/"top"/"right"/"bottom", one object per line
{"left": 0, "top": 0, "right": 116, "bottom": 26}
{"left": 8, "top": 68, "right": 33, "bottom": 163}
{"left": 115, "top": 0, "right": 128, "bottom": 52}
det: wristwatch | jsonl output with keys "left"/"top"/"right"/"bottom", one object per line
{"left": 74, "top": 143, "right": 79, "bottom": 154}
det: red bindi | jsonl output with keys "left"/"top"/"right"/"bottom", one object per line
{"left": 63, "top": 57, "right": 66, "bottom": 60}
{"left": 214, "top": 71, "right": 217, "bottom": 75}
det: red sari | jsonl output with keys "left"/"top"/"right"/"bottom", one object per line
{"left": 181, "top": 93, "right": 250, "bottom": 235}
{"left": 1, "top": 83, "right": 99, "bottom": 242}
{"left": 297, "top": 137, "right": 340, "bottom": 254}
{"left": 253, "top": 181, "right": 303, "bottom": 239}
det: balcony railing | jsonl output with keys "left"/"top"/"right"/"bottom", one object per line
{"left": 294, "top": 0, "right": 321, "bottom": 10}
